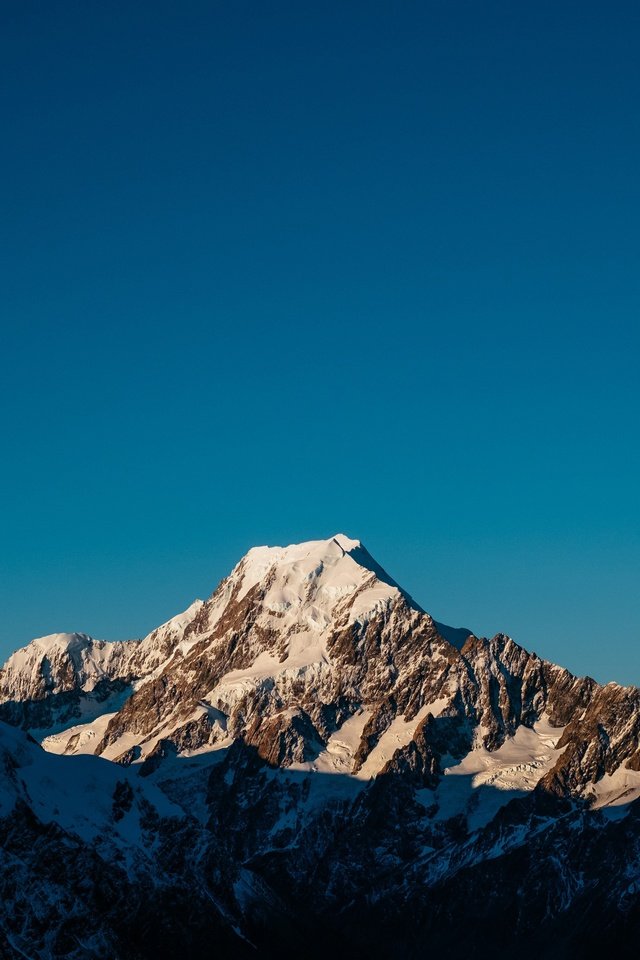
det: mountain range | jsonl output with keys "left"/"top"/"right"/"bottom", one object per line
{"left": 1, "top": 534, "right": 640, "bottom": 959}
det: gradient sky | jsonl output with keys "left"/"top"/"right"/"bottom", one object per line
{"left": 1, "top": 1, "right": 639, "bottom": 683}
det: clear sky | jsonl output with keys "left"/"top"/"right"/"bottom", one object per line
{"left": 1, "top": 1, "right": 639, "bottom": 683}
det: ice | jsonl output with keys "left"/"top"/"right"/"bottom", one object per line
{"left": 434, "top": 715, "right": 566, "bottom": 830}
{"left": 589, "top": 766, "right": 640, "bottom": 809}
{"left": 357, "top": 700, "right": 449, "bottom": 779}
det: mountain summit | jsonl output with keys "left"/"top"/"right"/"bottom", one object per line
{"left": 1, "top": 535, "right": 640, "bottom": 958}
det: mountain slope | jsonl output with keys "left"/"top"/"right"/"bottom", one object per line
{"left": 0, "top": 719, "right": 252, "bottom": 960}
{"left": 0, "top": 601, "right": 204, "bottom": 740}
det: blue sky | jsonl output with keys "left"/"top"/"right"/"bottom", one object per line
{"left": 1, "top": 1, "right": 639, "bottom": 683}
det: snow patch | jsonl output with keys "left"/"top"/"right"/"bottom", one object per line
{"left": 589, "top": 766, "right": 640, "bottom": 809}
{"left": 435, "top": 715, "right": 566, "bottom": 830}
{"left": 357, "top": 700, "right": 449, "bottom": 779}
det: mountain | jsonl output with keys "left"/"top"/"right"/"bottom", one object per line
{"left": 1, "top": 534, "right": 640, "bottom": 959}
{"left": 0, "top": 601, "right": 203, "bottom": 743}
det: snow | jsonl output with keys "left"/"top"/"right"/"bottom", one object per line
{"left": 433, "top": 715, "right": 566, "bottom": 830}
{"left": 0, "top": 720, "right": 183, "bottom": 858}
{"left": 349, "top": 584, "right": 396, "bottom": 625}
{"left": 289, "top": 709, "right": 372, "bottom": 776}
{"left": 151, "top": 599, "right": 205, "bottom": 661}
{"left": 21, "top": 632, "right": 94, "bottom": 658}
{"left": 98, "top": 700, "right": 230, "bottom": 764}
{"left": 207, "top": 650, "right": 331, "bottom": 717}
{"left": 202, "top": 534, "right": 405, "bottom": 715}
{"left": 4, "top": 632, "right": 105, "bottom": 680}
{"left": 98, "top": 731, "right": 144, "bottom": 762}
{"left": 40, "top": 711, "right": 118, "bottom": 755}
{"left": 287, "top": 699, "right": 450, "bottom": 781}
{"left": 589, "top": 765, "right": 640, "bottom": 809}
{"left": 357, "top": 700, "right": 449, "bottom": 779}
{"left": 235, "top": 535, "right": 399, "bottom": 616}
{"left": 29, "top": 682, "right": 134, "bottom": 746}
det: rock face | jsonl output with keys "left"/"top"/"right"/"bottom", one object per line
{"left": 1, "top": 534, "right": 640, "bottom": 959}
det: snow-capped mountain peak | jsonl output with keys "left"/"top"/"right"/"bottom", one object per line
{"left": 28, "top": 631, "right": 95, "bottom": 654}
{"left": 231, "top": 533, "right": 416, "bottom": 626}
{"left": 0, "top": 631, "right": 123, "bottom": 702}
